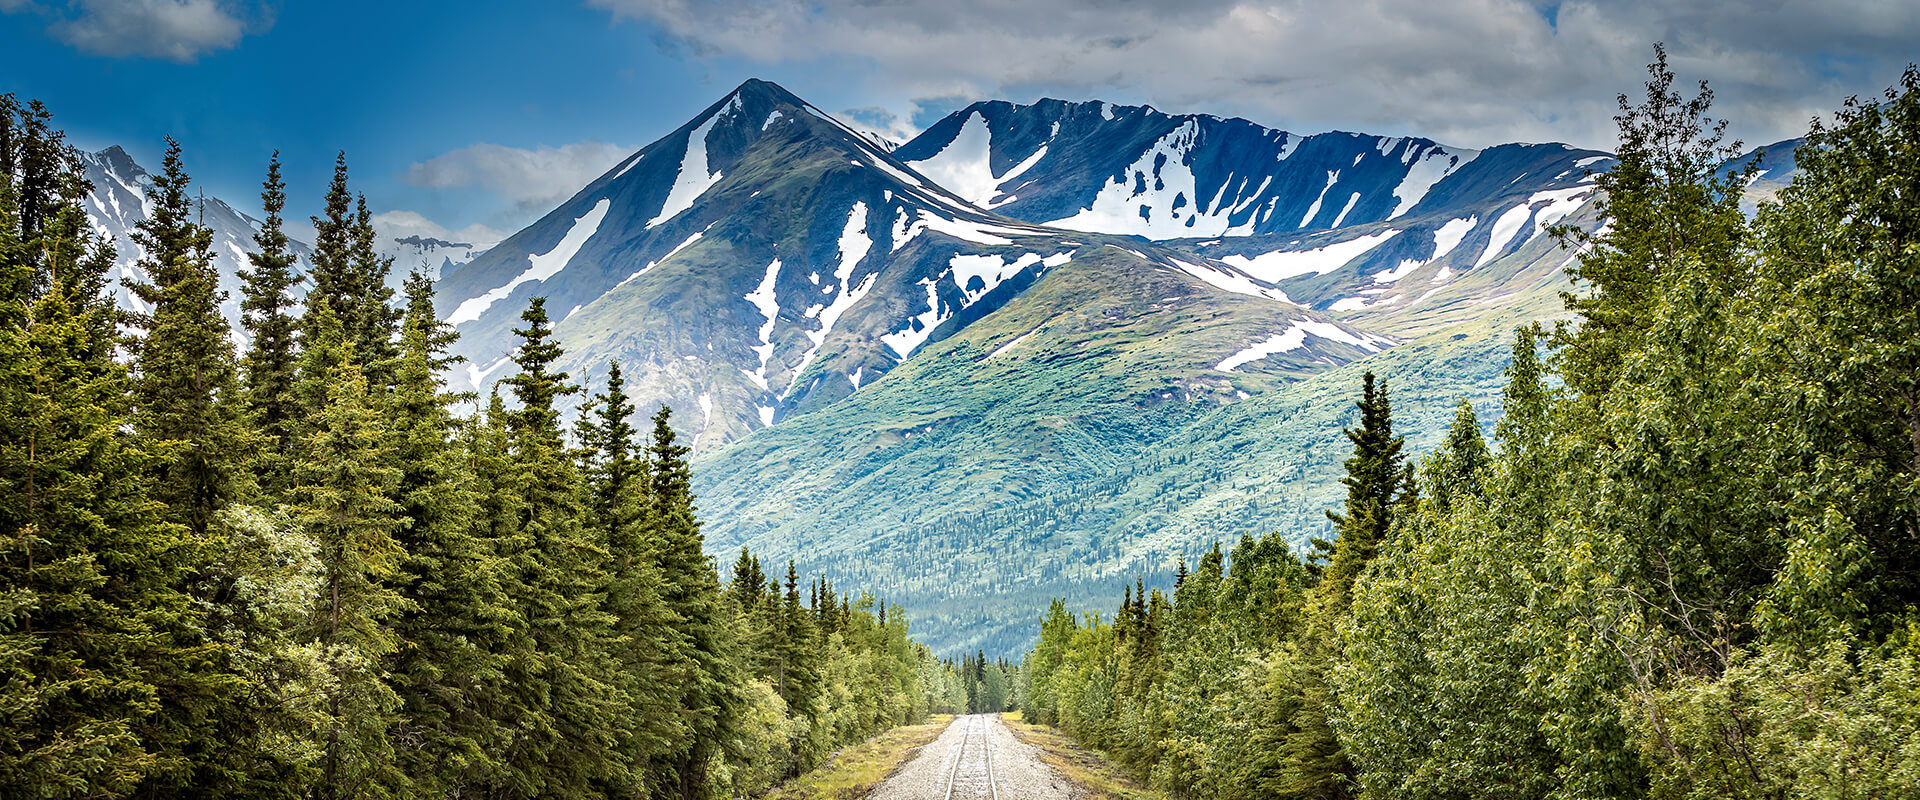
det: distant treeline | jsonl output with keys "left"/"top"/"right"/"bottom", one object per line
{"left": 1020, "top": 52, "right": 1920, "bottom": 799}
{"left": 0, "top": 94, "right": 965, "bottom": 798}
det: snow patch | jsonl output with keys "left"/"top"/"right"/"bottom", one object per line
{"left": 1329, "top": 192, "right": 1363, "bottom": 228}
{"left": 741, "top": 258, "right": 781, "bottom": 391}
{"left": 989, "top": 324, "right": 1046, "bottom": 359}
{"left": 1431, "top": 216, "right": 1477, "bottom": 259}
{"left": 1475, "top": 203, "right": 1534, "bottom": 268}
{"left": 1388, "top": 147, "right": 1479, "bottom": 219}
{"left": 1300, "top": 170, "right": 1339, "bottom": 228}
{"left": 449, "top": 197, "right": 610, "bottom": 325}
{"left": 1526, "top": 186, "right": 1593, "bottom": 240}
{"left": 1220, "top": 229, "right": 1400, "bottom": 283}
{"left": 904, "top": 111, "right": 999, "bottom": 205}
{"left": 1168, "top": 258, "right": 1293, "bottom": 304}
{"left": 784, "top": 203, "right": 876, "bottom": 397}
{"left": 1042, "top": 120, "right": 1239, "bottom": 239}
{"left": 1214, "top": 320, "right": 1394, "bottom": 371}
{"left": 647, "top": 109, "right": 727, "bottom": 228}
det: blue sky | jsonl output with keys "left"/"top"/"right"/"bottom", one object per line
{"left": 3, "top": 0, "right": 1913, "bottom": 242}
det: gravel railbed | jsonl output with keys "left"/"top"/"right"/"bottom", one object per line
{"left": 865, "top": 714, "right": 1080, "bottom": 800}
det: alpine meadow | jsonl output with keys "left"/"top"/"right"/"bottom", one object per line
{"left": 2, "top": 3, "right": 1919, "bottom": 799}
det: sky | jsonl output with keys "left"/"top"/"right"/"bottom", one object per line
{"left": 2, "top": 0, "right": 1914, "bottom": 243}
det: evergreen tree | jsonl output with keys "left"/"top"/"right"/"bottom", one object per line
{"left": 348, "top": 193, "right": 399, "bottom": 387}
{"left": 1421, "top": 399, "right": 1490, "bottom": 516}
{"left": 304, "top": 153, "right": 355, "bottom": 339}
{"left": 1317, "top": 371, "right": 1411, "bottom": 598}
{"left": 384, "top": 272, "right": 515, "bottom": 794}
{"left": 643, "top": 405, "right": 743, "bottom": 799}
{"left": 291, "top": 311, "right": 408, "bottom": 800}
{"left": 127, "top": 137, "right": 249, "bottom": 537}
{"left": 0, "top": 113, "right": 208, "bottom": 796}
{"left": 495, "top": 297, "right": 624, "bottom": 797}
{"left": 239, "top": 152, "right": 302, "bottom": 497}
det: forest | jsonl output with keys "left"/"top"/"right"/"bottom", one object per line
{"left": 1019, "top": 55, "right": 1920, "bottom": 799}
{"left": 0, "top": 95, "right": 980, "bottom": 798}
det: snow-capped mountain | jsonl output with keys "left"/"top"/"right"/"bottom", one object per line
{"left": 78, "top": 145, "right": 315, "bottom": 334}
{"left": 434, "top": 79, "right": 1388, "bottom": 453}
{"left": 380, "top": 233, "right": 491, "bottom": 281}
{"left": 894, "top": 99, "right": 1611, "bottom": 241}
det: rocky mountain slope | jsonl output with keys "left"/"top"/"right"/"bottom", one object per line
{"left": 433, "top": 80, "right": 1389, "bottom": 454}
{"left": 419, "top": 79, "right": 1645, "bottom": 652}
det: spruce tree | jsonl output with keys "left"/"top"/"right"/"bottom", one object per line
{"left": 644, "top": 406, "right": 743, "bottom": 799}
{"left": 349, "top": 193, "right": 399, "bottom": 387}
{"left": 496, "top": 297, "right": 623, "bottom": 797}
{"left": 127, "top": 137, "right": 249, "bottom": 537}
{"left": 1422, "top": 399, "right": 1490, "bottom": 516}
{"left": 0, "top": 116, "right": 207, "bottom": 796}
{"left": 1318, "top": 371, "right": 1410, "bottom": 598}
{"left": 304, "top": 153, "right": 355, "bottom": 338}
{"left": 239, "top": 152, "right": 302, "bottom": 497}
{"left": 384, "top": 272, "right": 514, "bottom": 793}
{"left": 291, "top": 310, "right": 408, "bottom": 800}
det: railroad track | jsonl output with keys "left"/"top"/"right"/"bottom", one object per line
{"left": 943, "top": 715, "right": 999, "bottom": 800}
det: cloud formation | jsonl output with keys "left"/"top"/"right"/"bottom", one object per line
{"left": 401, "top": 141, "right": 634, "bottom": 220}
{"left": 4, "top": 0, "right": 269, "bottom": 62}
{"left": 589, "top": 0, "right": 1920, "bottom": 149}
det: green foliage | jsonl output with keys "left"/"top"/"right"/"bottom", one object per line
{"left": 1026, "top": 55, "right": 1920, "bottom": 800}
{"left": 127, "top": 137, "right": 250, "bottom": 537}
{"left": 239, "top": 153, "right": 302, "bottom": 497}
{"left": 0, "top": 112, "right": 957, "bottom": 799}
{"left": 0, "top": 101, "right": 203, "bottom": 796}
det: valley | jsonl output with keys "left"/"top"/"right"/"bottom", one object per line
{"left": 69, "top": 78, "right": 1795, "bottom": 656}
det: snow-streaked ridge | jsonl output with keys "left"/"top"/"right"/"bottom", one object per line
{"left": 449, "top": 197, "right": 611, "bottom": 325}
{"left": 1215, "top": 320, "right": 1395, "bottom": 372}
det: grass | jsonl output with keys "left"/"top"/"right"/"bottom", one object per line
{"left": 762, "top": 714, "right": 955, "bottom": 800}
{"left": 999, "top": 711, "right": 1158, "bottom": 800}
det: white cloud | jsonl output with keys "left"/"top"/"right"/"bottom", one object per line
{"left": 588, "top": 0, "right": 1920, "bottom": 150}
{"left": 402, "top": 141, "right": 633, "bottom": 219}
{"left": 5, "top": 0, "right": 270, "bottom": 62}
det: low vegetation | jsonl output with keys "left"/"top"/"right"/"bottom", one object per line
{"left": 761, "top": 714, "right": 953, "bottom": 800}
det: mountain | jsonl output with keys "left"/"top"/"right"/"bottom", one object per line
{"left": 78, "top": 145, "right": 315, "bottom": 335}
{"left": 433, "top": 80, "right": 1388, "bottom": 454}
{"left": 379, "top": 232, "right": 492, "bottom": 281}
{"left": 78, "top": 146, "right": 496, "bottom": 338}
{"left": 420, "top": 79, "right": 1644, "bottom": 653}
{"left": 893, "top": 98, "right": 1612, "bottom": 242}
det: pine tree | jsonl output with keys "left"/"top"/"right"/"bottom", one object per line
{"left": 127, "top": 137, "right": 250, "bottom": 536}
{"left": 291, "top": 310, "right": 408, "bottom": 800}
{"left": 239, "top": 152, "right": 302, "bottom": 497}
{"left": 643, "top": 406, "right": 743, "bottom": 798}
{"left": 0, "top": 110, "right": 208, "bottom": 796}
{"left": 384, "top": 272, "right": 515, "bottom": 793}
{"left": 494, "top": 297, "right": 623, "bottom": 797}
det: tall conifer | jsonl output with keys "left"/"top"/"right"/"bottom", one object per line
{"left": 239, "top": 153, "right": 302, "bottom": 497}
{"left": 127, "top": 137, "right": 249, "bottom": 536}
